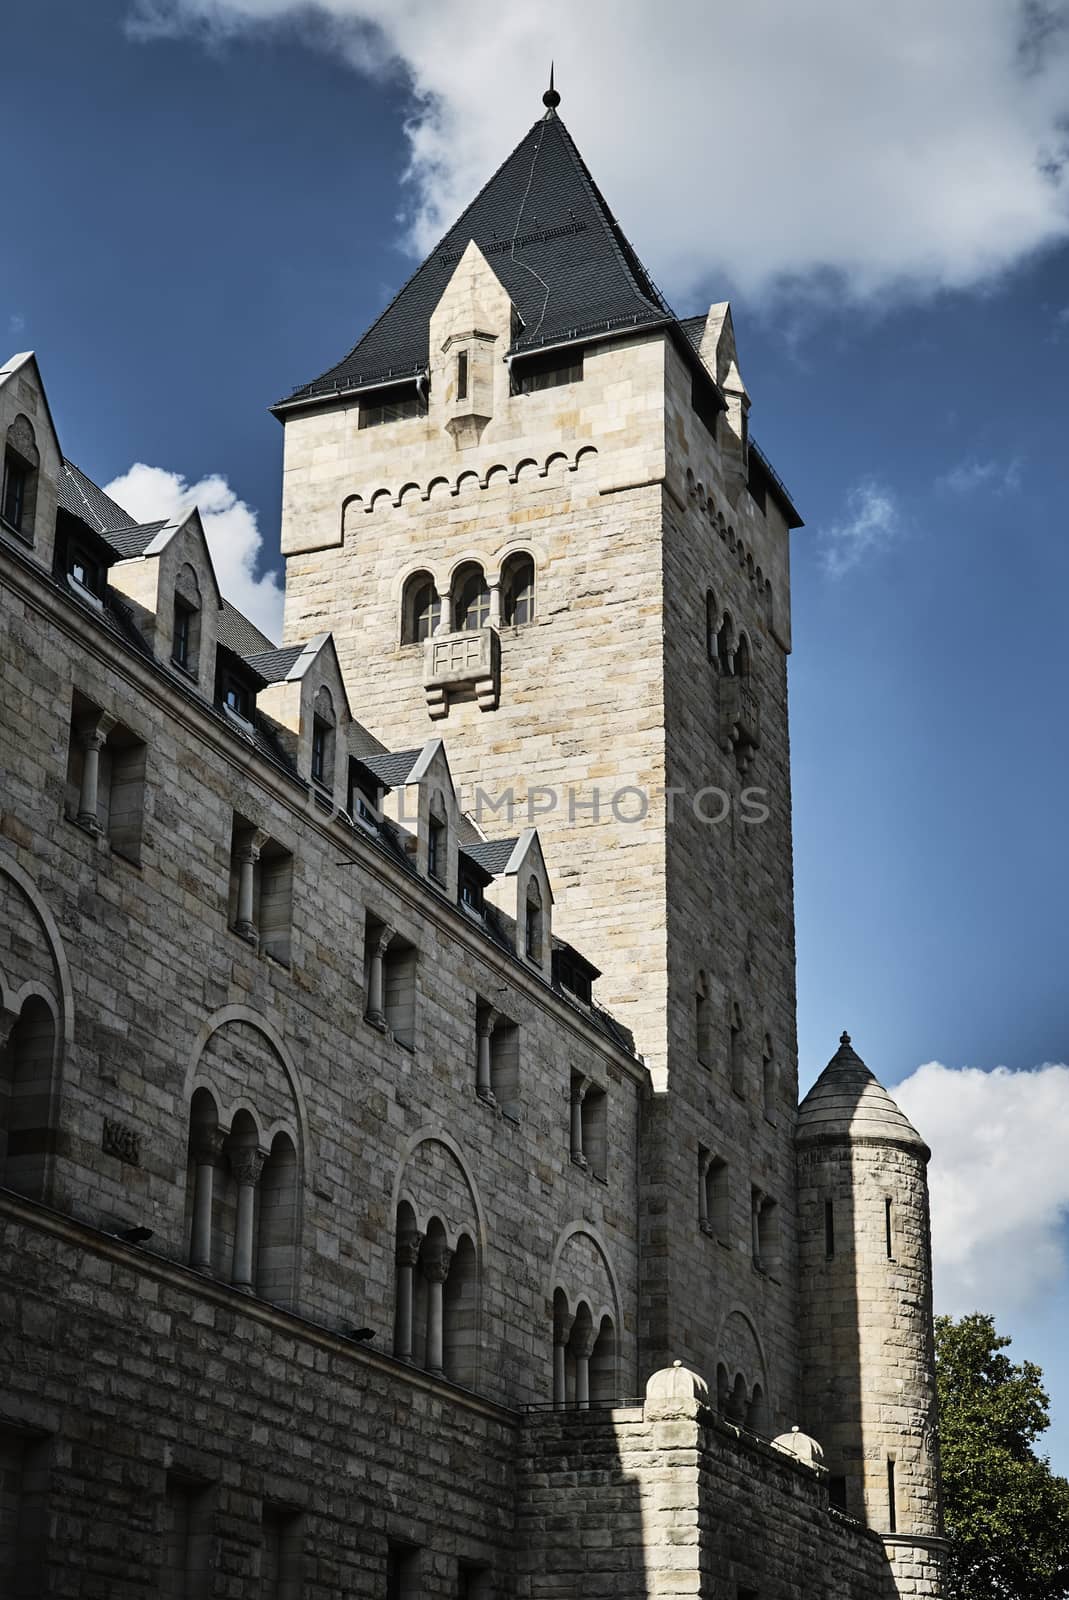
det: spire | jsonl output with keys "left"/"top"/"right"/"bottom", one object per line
{"left": 543, "top": 63, "right": 561, "bottom": 115}
{"left": 796, "top": 1034, "right": 930, "bottom": 1156}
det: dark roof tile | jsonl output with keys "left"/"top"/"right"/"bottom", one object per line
{"left": 279, "top": 111, "right": 673, "bottom": 407}
{"left": 462, "top": 837, "right": 519, "bottom": 875}
{"left": 360, "top": 748, "right": 423, "bottom": 787}
{"left": 218, "top": 600, "right": 278, "bottom": 655}
{"left": 243, "top": 644, "right": 305, "bottom": 682}
{"left": 58, "top": 459, "right": 139, "bottom": 533}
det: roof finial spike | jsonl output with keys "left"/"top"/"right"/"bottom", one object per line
{"left": 543, "top": 62, "right": 561, "bottom": 113}
{"left": 840, "top": 1030, "right": 851, "bottom": 1047}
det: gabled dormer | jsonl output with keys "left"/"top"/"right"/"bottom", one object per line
{"left": 107, "top": 506, "right": 224, "bottom": 699}
{"left": 467, "top": 828, "right": 554, "bottom": 980}
{"left": 250, "top": 633, "right": 354, "bottom": 807}
{"left": 0, "top": 352, "right": 64, "bottom": 572}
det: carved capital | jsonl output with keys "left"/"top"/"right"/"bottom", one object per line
{"left": 235, "top": 826, "right": 268, "bottom": 867}
{"left": 423, "top": 1248, "right": 454, "bottom": 1285}
{"left": 229, "top": 1145, "right": 269, "bottom": 1187}
{"left": 570, "top": 1078, "right": 589, "bottom": 1106}
{"left": 477, "top": 1008, "right": 498, "bottom": 1040}
{"left": 192, "top": 1125, "right": 228, "bottom": 1166}
{"left": 396, "top": 1228, "right": 424, "bottom": 1269}
{"left": 553, "top": 1310, "right": 575, "bottom": 1347}
{"left": 76, "top": 711, "right": 116, "bottom": 752}
{"left": 570, "top": 1326, "right": 597, "bottom": 1361}
{"left": 373, "top": 925, "right": 396, "bottom": 958}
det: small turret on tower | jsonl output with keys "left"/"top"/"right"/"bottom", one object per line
{"left": 796, "top": 1034, "right": 946, "bottom": 1597}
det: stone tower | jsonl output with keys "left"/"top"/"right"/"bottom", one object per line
{"left": 796, "top": 1033, "right": 945, "bottom": 1592}
{"left": 277, "top": 87, "right": 803, "bottom": 1404}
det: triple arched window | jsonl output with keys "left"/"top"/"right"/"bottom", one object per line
{"left": 400, "top": 555, "right": 537, "bottom": 644}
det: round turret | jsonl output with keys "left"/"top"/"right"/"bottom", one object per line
{"left": 796, "top": 1034, "right": 942, "bottom": 1564}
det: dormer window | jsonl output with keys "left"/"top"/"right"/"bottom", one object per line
{"left": 223, "top": 678, "right": 250, "bottom": 718}
{"left": 358, "top": 381, "right": 424, "bottom": 430}
{"left": 512, "top": 347, "right": 584, "bottom": 394}
{"left": 525, "top": 879, "right": 543, "bottom": 963}
{"left": 347, "top": 760, "right": 380, "bottom": 828}
{"left": 67, "top": 542, "right": 104, "bottom": 602}
{"left": 2, "top": 452, "right": 27, "bottom": 531}
{"left": 311, "top": 719, "right": 328, "bottom": 784}
{"left": 172, "top": 565, "right": 201, "bottom": 675}
{"left": 427, "top": 812, "right": 446, "bottom": 883}
{"left": 459, "top": 870, "right": 484, "bottom": 915}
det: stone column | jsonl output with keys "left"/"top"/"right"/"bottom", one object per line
{"left": 229, "top": 1145, "right": 268, "bottom": 1291}
{"left": 570, "top": 1080, "right": 588, "bottom": 1168}
{"left": 75, "top": 713, "right": 115, "bottom": 831}
{"left": 393, "top": 1228, "right": 424, "bottom": 1361}
{"left": 553, "top": 1308, "right": 574, "bottom": 1409}
{"left": 572, "top": 1324, "right": 597, "bottom": 1411}
{"left": 476, "top": 1009, "right": 498, "bottom": 1103}
{"left": 189, "top": 1125, "right": 228, "bottom": 1272}
{"left": 488, "top": 580, "right": 502, "bottom": 629}
{"left": 435, "top": 590, "right": 454, "bottom": 635}
{"left": 234, "top": 827, "right": 267, "bottom": 946}
{"left": 423, "top": 1246, "right": 454, "bottom": 1377}
{"left": 365, "top": 924, "right": 394, "bottom": 1030}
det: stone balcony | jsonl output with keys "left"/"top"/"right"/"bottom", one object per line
{"left": 423, "top": 626, "right": 501, "bottom": 718}
{"left": 719, "top": 676, "right": 761, "bottom": 772}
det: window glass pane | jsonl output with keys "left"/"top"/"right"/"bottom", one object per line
{"left": 456, "top": 572, "right": 490, "bottom": 631}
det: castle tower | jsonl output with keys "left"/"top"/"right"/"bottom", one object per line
{"left": 276, "top": 89, "right": 803, "bottom": 1402}
{"left": 796, "top": 1034, "right": 945, "bottom": 1593}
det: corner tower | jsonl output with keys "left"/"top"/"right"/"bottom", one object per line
{"left": 796, "top": 1034, "right": 945, "bottom": 1594}
{"left": 276, "top": 89, "right": 804, "bottom": 1404}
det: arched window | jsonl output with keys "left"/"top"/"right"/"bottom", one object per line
{"left": 0, "top": 996, "right": 55, "bottom": 1199}
{"left": 501, "top": 553, "right": 535, "bottom": 627}
{"left": 257, "top": 1131, "right": 298, "bottom": 1307}
{"left": 746, "top": 1383, "right": 769, "bottom": 1435}
{"left": 705, "top": 590, "right": 719, "bottom": 662}
{"left": 525, "top": 879, "right": 543, "bottom": 963}
{"left": 443, "top": 1232, "right": 479, "bottom": 1388}
{"left": 589, "top": 1315, "right": 617, "bottom": 1405}
{"left": 401, "top": 572, "right": 440, "bottom": 644}
{"left": 717, "top": 611, "right": 736, "bottom": 676}
{"left": 454, "top": 564, "right": 490, "bottom": 632}
{"left": 172, "top": 564, "right": 201, "bottom": 673}
{"left": 736, "top": 631, "right": 752, "bottom": 680}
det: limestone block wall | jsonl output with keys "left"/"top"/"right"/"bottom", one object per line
{"left": 280, "top": 333, "right": 676, "bottom": 1079}
{"left": 636, "top": 340, "right": 800, "bottom": 1417}
{"left": 0, "top": 1193, "right": 518, "bottom": 1598}
{"left": 516, "top": 1375, "right": 923, "bottom": 1599}
{"left": 797, "top": 1140, "right": 942, "bottom": 1541}
{"left": 0, "top": 531, "right": 646, "bottom": 1411}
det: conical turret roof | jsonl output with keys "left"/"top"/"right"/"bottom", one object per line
{"left": 796, "top": 1033, "right": 929, "bottom": 1157}
{"left": 277, "top": 100, "right": 674, "bottom": 409}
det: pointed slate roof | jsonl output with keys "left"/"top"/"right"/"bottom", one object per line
{"left": 796, "top": 1033, "right": 929, "bottom": 1157}
{"left": 278, "top": 107, "right": 674, "bottom": 409}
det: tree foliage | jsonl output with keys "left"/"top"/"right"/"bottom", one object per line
{"left": 936, "top": 1312, "right": 1069, "bottom": 1599}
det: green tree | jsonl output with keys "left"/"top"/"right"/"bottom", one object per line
{"left": 936, "top": 1312, "right": 1069, "bottom": 1599}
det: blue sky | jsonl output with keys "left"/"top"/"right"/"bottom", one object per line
{"left": 6, "top": 1, "right": 1069, "bottom": 1466}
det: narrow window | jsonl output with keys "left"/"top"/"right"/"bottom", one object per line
{"left": 258, "top": 843, "right": 294, "bottom": 965}
{"left": 525, "top": 879, "right": 543, "bottom": 963}
{"left": 310, "top": 688, "right": 336, "bottom": 791}
{"left": 456, "top": 348, "right": 469, "bottom": 402}
{"left": 386, "top": 1540, "right": 420, "bottom": 1600}
{"left": 695, "top": 971, "right": 712, "bottom": 1067}
{"left": 580, "top": 1084, "right": 607, "bottom": 1180}
{"left": 459, "top": 866, "right": 484, "bottom": 915}
{"left": 223, "top": 677, "right": 251, "bottom": 718}
{"left": 382, "top": 938, "right": 417, "bottom": 1048}
{"left": 885, "top": 1197, "right": 894, "bottom": 1259}
{"left": 348, "top": 761, "right": 380, "bottom": 828}
{"left": 824, "top": 1200, "right": 835, "bottom": 1258}
{"left": 0, "top": 1430, "right": 49, "bottom": 1595}
{"left": 692, "top": 374, "right": 719, "bottom": 439}
{"left": 488, "top": 1017, "right": 520, "bottom": 1118}
{"left": 761, "top": 1033, "right": 777, "bottom": 1116}
{"left": 736, "top": 632, "right": 752, "bottom": 680}
{"left": 2, "top": 452, "right": 28, "bottom": 531}
{"left": 705, "top": 590, "right": 718, "bottom": 662}
{"left": 729, "top": 1003, "right": 745, "bottom": 1096}
{"left": 828, "top": 1474, "right": 847, "bottom": 1512}
{"left": 260, "top": 1503, "right": 303, "bottom": 1600}
{"left": 173, "top": 600, "right": 194, "bottom": 669}
{"left": 717, "top": 612, "right": 735, "bottom": 677}
{"left": 161, "top": 1474, "right": 212, "bottom": 1600}
{"left": 228, "top": 819, "right": 293, "bottom": 964}
{"left": 459, "top": 1561, "right": 492, "bottom": 1599}
{"left": 699, "top": 1151, "right": 729, "bottom": 1237}
{"left": 311, "top": 718, "right": 328, "bottom": 785}
{"left": 427, "top": 812, "right": 446, "bottom": 883}
{"left": 887, "top": 1457, "right": 897, "bottom": 1533}
{"left": 66, "top": 703, "right": 147, "bottom": 862}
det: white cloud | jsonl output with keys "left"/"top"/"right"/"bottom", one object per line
{"left": 820, "top": 480, "right": 899, "bottom": 578}
{"left": 125, "top": 0, "right": 1069, "bottom": 305}
{"left": 895, "top": 1061, "right": 1069, "bottom": 1316}
{"left": 937, "top": 456, "right": 1023, "bottom": 494}
{"left": 7, "top": 313, "right": 26, "bottom": 339}
{"left": 103, "top": 463, "right": 284, "bottom": 641}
